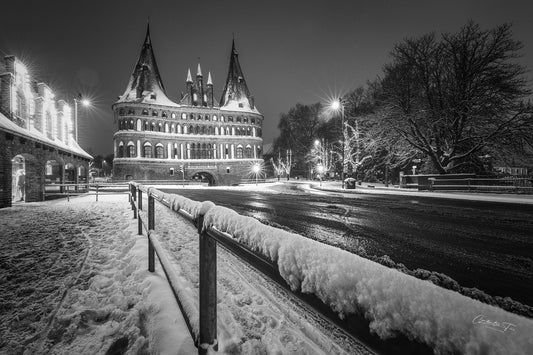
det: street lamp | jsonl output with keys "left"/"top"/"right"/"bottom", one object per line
{"left": 251, "top": 163, "right": 261, "bottom": 186}
{"left": 73, "top": 95, "right": 91, "bottom": 143}
{"left": 331, "top": 99, "right": 345, "bottom": 189}
{"left": 316, "top": 164, "right": 324, "bottom": 186}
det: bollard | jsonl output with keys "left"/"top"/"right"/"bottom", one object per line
{"left": 67, "top": 185, "right": 70, "bottom": 202}
{"left": 96, "top": 184, "right": 99, "bottom": 202}
{"left": 198, "top": 212, "right": 217, "bottom": 353}
{"left": 138, "top": 188, "right": 143, "bottom": 235}
{"left": 148, "top": 193, "right": 155, "bottom": 272}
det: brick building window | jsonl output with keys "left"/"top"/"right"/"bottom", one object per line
{"left": 127, "top": 144, "right": 135, "bottom": 157}
{"left": 236, "top": 147, "right": 243, "bottom": 159}
{"left": 155, "top": 145, "right": 164, "bottom": 159}
{"left": 143, "top": 144, "right": 152, "bottom": 158}
{"left": 245, "top": 147, "right": 252, "bottom": 158}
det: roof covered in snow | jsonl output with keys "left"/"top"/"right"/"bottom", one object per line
{"left": 219, "top": 40, "right": 260, "bottom": 115}
{"left": 0, "top": 112, "right": 92, "bottom": 159}
{"left": 116, "top": 23, "right": 180, "bottom": 108}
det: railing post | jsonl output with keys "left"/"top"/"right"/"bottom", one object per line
{"left": 138, "top": 189, "right": 143, "bottom": 236}
{"left": 148, "top": 193, "right": 155, "bottom": 272}
{"left": 132, "top": 185, "right": 137, "bottom": 219}
{"left": 66, "top": 185, "right": 70, "bottom": 202}
{"left": 96, "top": 184, "right": 99, "bottom": 202}
{"left": 198, "top": 212, "right": 217, "bottom": 353}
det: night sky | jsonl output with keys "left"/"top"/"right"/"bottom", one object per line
{"left": 1, "top": 0, "right": 532, "bottom": 156}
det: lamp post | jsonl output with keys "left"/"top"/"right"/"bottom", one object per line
{"left": 73, "top": 96, "right": 91, "bottom": 143}
{"left": 317, "top": 164, "right": 324, "bottom": 186}
{"left": 252, "top": 163, "right": 261, "bottom": 186}
{"left": 332, "top": 99, "right": 345, "bottom": 189}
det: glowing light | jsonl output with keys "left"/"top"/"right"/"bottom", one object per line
{"left": 316, "top": 164, "right": 324, "bottom": 174}
{"left": 331, "top": 100, "right": 341, "bottom": 110}
{"left": 248, "top": 162, "right": 264, "bottom": 186}
{"left": 81, "top": 99, "right": 91, "bottom": 107}
{"left": 314, "top": 139, "right": 320, "bottom": 146}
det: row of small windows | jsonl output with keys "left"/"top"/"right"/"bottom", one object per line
{"left": 118, "top": 108, "right": 260, "bottom": 125}
{"left": 117, "top": 141, "right": 261, "bottom": 160}
{"left": 118, "top": 119, "right": 262, "bottom": 137}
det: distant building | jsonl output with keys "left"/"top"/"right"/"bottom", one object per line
{"left": 112, "top": 25, "right": 263, "bottom": 185}
{"left": 0, "top": 55, "right": 92, "bottom": 208}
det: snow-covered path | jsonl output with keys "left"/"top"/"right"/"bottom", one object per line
{"left": 0, "top": 193, "right": 371, "bottom": 354}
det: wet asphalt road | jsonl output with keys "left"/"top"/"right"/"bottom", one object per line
{"left": 161, "top": 184, "right": 533, "bottom": 307}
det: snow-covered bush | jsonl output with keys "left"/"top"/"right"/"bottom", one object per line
{"left": 203, "top": 205, "right": 533, "bottom": 355}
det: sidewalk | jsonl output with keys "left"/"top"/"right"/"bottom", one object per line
{"left": 310, "top": 180, "right": 533, "bottom": 205}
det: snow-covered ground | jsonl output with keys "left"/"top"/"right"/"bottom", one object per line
{"left": 0, "top": 192, "right": 370, "bottom": 355}
{"left": 1, "top": 183, "right": 532, "bottom": 355}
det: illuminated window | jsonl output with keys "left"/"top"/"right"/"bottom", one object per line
{"left": 127, "top": 144, "right": 135, "bottom": 157}
{"left": 236, "top": 147, "right": 243, "bottom": 159}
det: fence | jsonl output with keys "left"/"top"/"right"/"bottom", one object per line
{"left": 127, "top": 182, "right": 480, "bottom": 355}
{"left": 428, "top": 177, "right": 533, "bottom": 192}
{"left": 129, "top": 182, "right": 221, "bottom": 353}
{"left": 44, "top": 183, "right": 130, "bottom": 201}
{"left": 128, "top": 182, "right": 344, "bottom": 354}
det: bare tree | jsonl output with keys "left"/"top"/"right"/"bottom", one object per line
{"left": 380, "top": 22, "right": 533, "bottom": 173}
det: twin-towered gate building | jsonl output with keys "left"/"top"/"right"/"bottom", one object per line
{"left": 112, "top": 25, "right": 264, "bottom": 185}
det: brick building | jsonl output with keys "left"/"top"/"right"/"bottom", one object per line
{"left": 0, "top": 55, "right": 92, "bottom": 208}
{"left": 112, "top": 25, "right": 263, "bottom": 185}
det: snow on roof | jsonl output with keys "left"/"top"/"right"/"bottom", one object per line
{"left": 219, "top": 98, "right": 261, "bottom": 114}
{"left": 0, "top": 112, "right": 92, "bottom": 159}
{"left": 116, "top": 24, "right": 180, "bottom": 108}
{"left": 117, "top": 85, "right": 181, "bottom": 108}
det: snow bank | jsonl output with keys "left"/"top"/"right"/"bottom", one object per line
{"left": 203, "top": 205, "right": 533, "bottom": 355}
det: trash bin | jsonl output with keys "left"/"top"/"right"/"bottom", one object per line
{"left": 345, "top": 178, "right": 356, "bottom": 189}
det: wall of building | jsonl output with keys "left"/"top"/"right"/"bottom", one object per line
{"left": 0, "top": 131, "right": 90, "bottom": 208}
{"left": 112, "top": 102, "right": 263, "bottom": 184}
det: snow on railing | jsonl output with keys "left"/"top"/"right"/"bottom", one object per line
{"left": 128, "top": 182, "right": 533, "bottom": 355}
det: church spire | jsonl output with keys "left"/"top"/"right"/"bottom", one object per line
{"left": 117, "top": 22, "right": 173, "bottom": 105}
{"left": 220, "top": 38, "right": 258, "bottom": 113}
{"left": 186, "top": 68, "right": 192, "bottom": 83}
{"left": 207, "top": 71, "right": 213, "bottom": 86}
{"left": 196, "top": 61, "right": 202, "bottom": 77}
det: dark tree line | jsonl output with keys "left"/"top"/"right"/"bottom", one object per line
{"left": 269, "top": 22, "right": 533, "bottom": 180}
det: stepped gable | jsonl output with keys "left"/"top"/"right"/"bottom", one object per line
{"left": 219, "top": 39, "right": 259, "bottom": 114}
{"left": 117, "top": 22, "right": 178, "bottom": 107}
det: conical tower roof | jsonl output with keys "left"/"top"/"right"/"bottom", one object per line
{"left": 220, "top": 39, "right": 259, "bottom": 114}
{"left": 117, "top": 23, "right": 178, "bottom": 107}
